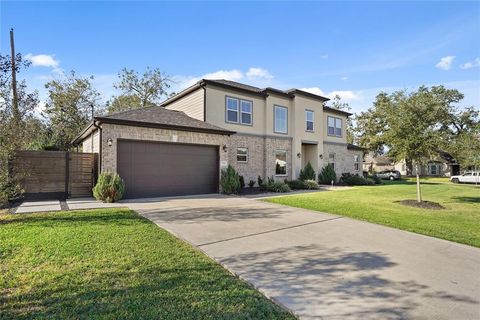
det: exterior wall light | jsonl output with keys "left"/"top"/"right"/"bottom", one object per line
{"left": 297, "top": 152, "right": 301, "bottom": 158}
{"left": 319, "top": 154, "right": 323, "bottom": 159}
{"left": 107, "top": 138, "right": 113, "bottom": 147}
{"left": 222, "top": 145, "right": 228, "bottom": 152}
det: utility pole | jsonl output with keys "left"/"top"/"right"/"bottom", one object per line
{"left": 10, "top": 28, "right": 20, "bottom": 127}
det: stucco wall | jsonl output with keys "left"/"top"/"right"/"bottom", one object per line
{"left": 322, "top": 112, "right": 348, "bottom": 144}
{"left": 100, "top": 123, "right": 229, "bottom": 174}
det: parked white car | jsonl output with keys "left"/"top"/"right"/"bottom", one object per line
{"left": 450, "top": 171, "right": 480, "bottom": 184}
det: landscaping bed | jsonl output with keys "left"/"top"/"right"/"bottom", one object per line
{"left": 0, "top": 208, "right": 293, "bottom": 319}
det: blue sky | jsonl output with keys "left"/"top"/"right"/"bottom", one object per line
{"left": 1, "top": 1, "right": 479, "bottom": 113}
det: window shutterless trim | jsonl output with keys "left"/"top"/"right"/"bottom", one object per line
{"left": 305, "top": 109, "right": 314, "bottom": 132}
{"left": 225, "top": 96, "right": 254, "bottom": 126}
{"left": 273, "top": 105, "right": 288, "bottom": 134}
{"left": 327, "top": 115, "right": 342, "bottom": 137}
{"left": 274, "top": 149, "right": 288, "bottom": 176}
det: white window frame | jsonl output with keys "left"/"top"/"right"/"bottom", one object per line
{"left": 327, "top": 116, "right": 342, "bottom": 137}
{"left": 240, "top": 100, "right": 253, "bottom": 125}
{"left": 236, "top": 147, "right": 248, "bottom": 163}
{"left": 329, "top": 153, "right": 335, "bottom": 171}
{"left": 226, "top": 96, "right": 253, "bottom": 125}
{"left": 274, "top": 105, "right": 288, "bottom": 134}
{"left": 305, "top": 110, "right": 314, "bottom": 132}
{"left": 354, "top": 155, "right": 360, "bottom": 171}
{"left": 275, "top": 150, "right": 288, "bottom": 176}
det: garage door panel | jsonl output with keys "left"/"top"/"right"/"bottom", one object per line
{"left": 117, "top": 140, "right": 219, "bottom": 198}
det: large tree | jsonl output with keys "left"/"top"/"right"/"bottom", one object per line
{"left": 355, "top": 86, "right": 476, "bottom": 202}
{"left": 43, "top": 71, "right": 101, "bottom": 150}
{"left": 0, "top": 54, "right": 42, "bottom": 203}
{"left": 107, "top": 67, "right": 171, "bottom": 113}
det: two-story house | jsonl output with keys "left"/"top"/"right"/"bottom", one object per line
{"left": 73, "top": 79, "right": 363, "bottom": 198}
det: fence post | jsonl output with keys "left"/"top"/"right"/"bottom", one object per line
{"left": 65, "top": 151, "right": 69, "bottom": 199}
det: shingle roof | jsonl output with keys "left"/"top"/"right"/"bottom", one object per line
{"left": 97, "top": 106, "right": 234, "bottom": 134}
{"left": 161, "top": 79, "right": 338, "bottom": 108}
{"left": 347, "top": 143, "right": 367, "bottom": 151}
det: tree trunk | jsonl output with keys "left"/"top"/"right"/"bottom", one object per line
{"left": 415, "top": 163, "right": 422, "bottom": 202}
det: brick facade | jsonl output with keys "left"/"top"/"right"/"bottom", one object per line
{"left": 228, "top": 134, "right": 293, "bottom": 183}
{"left": 323, "top": 142, "right": 363, "bottom": 179}
{"left": 100, "top": 123, "right": 229, "bottom": 174}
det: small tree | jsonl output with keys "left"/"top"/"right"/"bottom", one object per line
{"left": 318, "top": 164, "right": 336, "bottom": 184}
{"left": 299, "top": 162, "right": 316, "bottom": 181}
{"left": 93, "top": 172, "right": 126, "bottom": 203}
{"left": 220, "top": 165, "right": 241, "bottom": 194}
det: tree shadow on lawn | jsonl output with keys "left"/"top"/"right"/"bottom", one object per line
{"left": 0, "top": 265, "right": 291, "bottom": 320}
{"left": 0, "top": 210, "right": 142, "bottom": 227}
{"left": 452, "top": 196, "right": 480, "bottom": 203}
{"left": 219, "top": 244, "right": 478, "bottom": 319}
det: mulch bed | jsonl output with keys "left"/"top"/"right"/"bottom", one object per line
{"left": 397, "top": 199, "right": 445, "bottom": 210}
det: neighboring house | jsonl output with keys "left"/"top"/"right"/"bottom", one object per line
{"left": 363, "top": 151, "right": 460, "bottom": 177}
{"left": 73, "top": 79, "right": 363, "bottom": 198}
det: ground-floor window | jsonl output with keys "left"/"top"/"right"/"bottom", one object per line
{"left": 328, "top": 153, "right": 335, "bottom": 171}
{"left": 236, "top": 147, "right": 248, "bottom": 163}
{"left": 275, "top": 150, "right": 287, "bottom": 176}
{"left": 428, "top": 163, "right": 439, "bottom": 175}
{"left": 354, "top": 155, "right": 360, "bottom": 171}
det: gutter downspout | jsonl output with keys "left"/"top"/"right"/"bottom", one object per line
{"left": 92, "top": 119, "right": 102, "bottom": 174}
{"left": 200, "top": 81, "right": 207, "bottom": 122}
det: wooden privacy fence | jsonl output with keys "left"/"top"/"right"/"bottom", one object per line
{"left": 11, "top": 151, "right": 98, "bottom": 200}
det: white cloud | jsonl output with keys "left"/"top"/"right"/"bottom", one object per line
{"left": 460, "top": 57, "right": 480, "bottom": 69}
{"left": 320, "top": 54, "right": 328, "bottom": 59}
{"left": 174, "top": 67, "right": 274, "bottom": 91}
{"left": 25, "top": 54, "right": 59, "bottom": 68}
{"left": 300, "top": 87, "right": 361, "bottom": 101}
{"left": 435, "top": 55, "right": 455, "bottom": 70}
{"left": 328, "top": 90, "right": 360, "bottom": 101}
{"left": 246, "top": 67, "right": 273, "bottom": 81}
{"left": 341, "top": 76, "right": 348, "bottom": 81}
{"left": 300, "top": 87, "right": 326, "bottom": 96}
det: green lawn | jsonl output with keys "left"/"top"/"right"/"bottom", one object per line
{"left": 0, "top": 209, "right": 293, "bottom": 320}
{"left": 265, "top": 178, "right": 480, "bottom": 247}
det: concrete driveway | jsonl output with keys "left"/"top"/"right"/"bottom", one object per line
{"left": 130, "top": 195, "right": 480, "bottom": 320}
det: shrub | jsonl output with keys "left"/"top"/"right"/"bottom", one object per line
{"left": 266, "top": 181, "right": 291, "bottom": 193}
{"left": 257, "top": 176, "right": 264, "bottom": 188}
{"left": 304, "top": 179, "right": 320, "bottom": 190}
{"left": 287, "top": 179, "right": 306, "bottom": 190}
{"left": 239, "top": 175, "right": 245, "bottom": 189}
{"left": 221, "top": 165, "right": 241, "bottom": 195}
{"left": 299, "top": 162, "right": 316, "bottom": 181}
{"left": 318, "top": 164, "right": 336, "bottom": 184}
{"left": 369, "top": 174, "right": 382, "bottom": 184}
{"left": 93, "top": 171, "right": 126, "bottom": 203}
{"left": 340, "top": 173, "right": 374, "bottom": 186}
{"left": 248, "top": 180, "right": 255, "bottom": 188}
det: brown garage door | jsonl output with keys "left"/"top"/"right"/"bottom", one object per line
{"left": 117, "top": 140, "right": 219, "bottom": 198}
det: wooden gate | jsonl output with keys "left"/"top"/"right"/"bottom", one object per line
{"left": 11, "top": 151, "right": 98, "bottom": 200}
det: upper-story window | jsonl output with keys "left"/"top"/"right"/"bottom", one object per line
{"left": 226, "top": 96, "right": 252, "bottom": 125}
{"left": 274, "top": 105, "right": 288, "bottom": 134}
{"left": 327, "top": 116, "right": 342, "bottom": 137}
{"left": 305, "top": 110, "right": 314, "bottom": 132}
